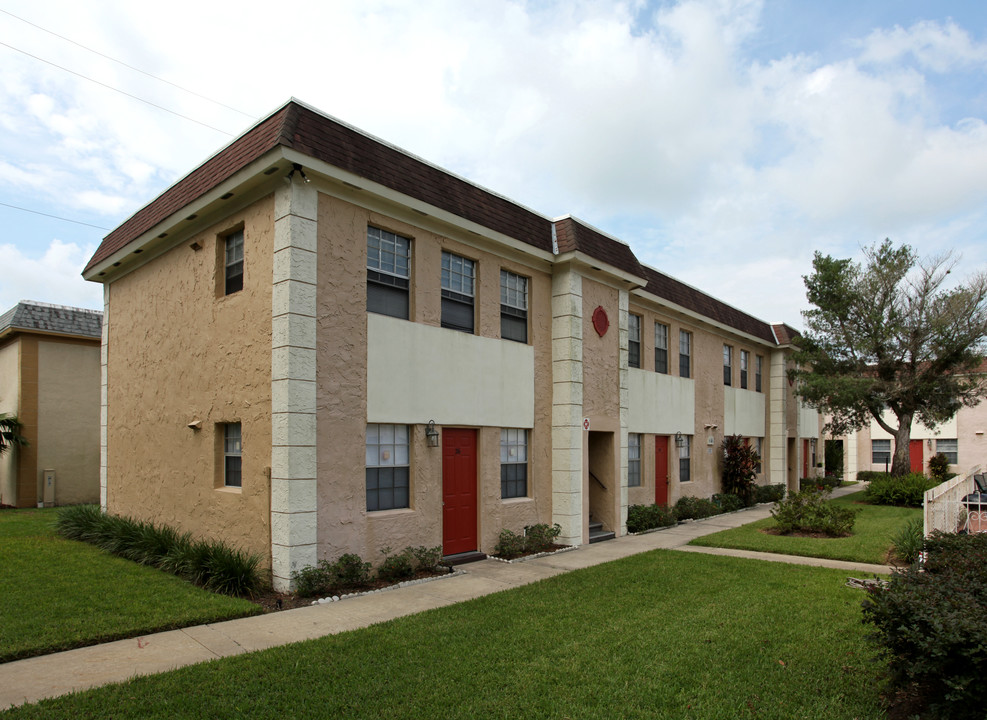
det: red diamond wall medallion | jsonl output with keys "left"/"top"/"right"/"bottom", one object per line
{"left": 592, "top": 306, "right": 609, "bottom": 337}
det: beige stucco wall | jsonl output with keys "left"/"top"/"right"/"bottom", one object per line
{"left": 105, "top": 196, "right": 275, "bottom": 565}
{"left": 36, "top": 338, "right": 100, "bottom": 505}
{"left": 314, "top": 192, "right": 553, "bottom": 563}
{"left": 0, "top": 339, "right": 19, "bottom": 506}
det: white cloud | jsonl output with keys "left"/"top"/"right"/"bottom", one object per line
{"left": 858, "top": 20, "right": 987, "bottom": 72}
{"left": 0, "top": 239, "right": 103, "bottom": 312}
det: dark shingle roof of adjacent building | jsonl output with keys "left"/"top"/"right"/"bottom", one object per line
{"left": 0, "top": 301, "right": 102, "bottom": 340}
{"left": 553, "top": 217, "right": 645, "bottom": 280}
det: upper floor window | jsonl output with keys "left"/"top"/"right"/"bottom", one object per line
{"left": 755, "top": 355, "right": 763, "bottom": 392}
{"left": 366, "top": 424, "right": 410, "bottom": 511}
{"left": 628, "top": 433, "right": 641, "bottom": 486}
{"left": 223, "top": 422, "right": 242, "bottom": 487}
{"left": 872, "top": 439, "right": 891, "bottom": 465}
{"left": 740, "top": 350, "right": 749, "bottom": 389}
{"left": 628, "top": 314, "right": 641, "bottom": 368}
{"left": 655, "top": 323, "right": 668, "bottom": 374}
{"left": 367, "top": 227, "right": 411, "bottom": 319}
{"left": 500, "top": 270, "right": 528, "bottom": 343}
{"left": 441, "top": 251, "right": 475, "bottom": 333}
{"left": 224, "top": 230, "right": 244, "bottom": 295}
{"left": 501, "top": 428, "right": 528, "bottom": 498}
{"left": 679, "top": 331, "right": 691, "bottom": 378}
{"left": 937, "top": 438, "right": 958, "bottom": 464}
{"left": 723, "top": 345, "right": 733, "bottom": 386}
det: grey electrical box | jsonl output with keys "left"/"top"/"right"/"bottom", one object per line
{"left": 43, "top": 469, "right": 55, "bottom": 507}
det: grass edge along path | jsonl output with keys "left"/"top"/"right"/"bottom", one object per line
{"left": 1, "top": 551, "right": 885, "bottom": 720}
{"left": 687, "top": 490, "right": 921, "bottom": 565}
{"left": 0, "top": 509, "right": 261, "bottom": 663}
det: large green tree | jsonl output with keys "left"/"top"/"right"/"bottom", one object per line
{"left": 792, "top": 239, "right": 987, "bottom": 477}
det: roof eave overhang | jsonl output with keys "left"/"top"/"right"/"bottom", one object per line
{"left": 555, "top": 251, "right": 646, "bottom": 290}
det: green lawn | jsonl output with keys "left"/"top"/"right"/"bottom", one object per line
{"left": 0, "top": 508, "right": 261, "bottom": 662}
{"left": 689, "top": 490, "right": 921, "bottom": 565}
{"left": 1, "top": 551, "right": 885, "bottom": 719}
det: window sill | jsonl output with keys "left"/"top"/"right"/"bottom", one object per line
{"left": 367, "top": 507, "right": 414, "bottom": 517}
{"left": 501, "top": 496, "right": 532, "bottom": 505}
{"left": 215, "top": 485, "right": 242, "bottom": 495}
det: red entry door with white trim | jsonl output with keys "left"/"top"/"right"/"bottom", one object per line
{"left": 909, "top": 440, "right": 924, "bottom": 474}
{"left": 442, "top": 429, "right": 478, "bottom": 556}
{"left": 655, "top": 436, "right": 669, "bottom": 505}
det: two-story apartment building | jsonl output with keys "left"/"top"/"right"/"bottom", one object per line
{"left": 83, "top": 99, "right": 820, "bottom": 589}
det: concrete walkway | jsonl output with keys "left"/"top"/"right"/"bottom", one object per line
{"left": 0, "top": 483, "right": 890, "bottom": 709}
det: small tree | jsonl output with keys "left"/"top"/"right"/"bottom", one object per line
{"left": 721, "top": 434, "right": 759, "bottom": 506}
{"left": 0, "top": 414, "right": 28, "bottom": 456}
{"left": 793, "top": 240, "right": 987, "bottom": 476}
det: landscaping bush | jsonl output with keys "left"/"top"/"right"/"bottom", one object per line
{"left": 494, "top": 528, "right": 527, "bottom": 559}
{"left": 720, "top": 434, "right": 759, "bottom": 506}
{"left": 673, "top": 496, "right": 720, "bottom": 521}
{"left": 409, "top": 545, "right": 443, "bottom": 572}
{"left": 56, "top": 505, "right": 261, "bottom": 596}
{"left": 890, "top": 516, "right": 924, "bottom": 565}
{"left": 927, "top": 452, "right": 957, "bottom": 483}
{"left": 712, "top": 493, "right": 743, "bottom": 513}
{"left": 770, "top": 488, "right": 858, "bottom": 537}
{"left": 855, "top": 470, "right": 889, "bottom": 483}
{"left": 754, "top": 483, "right": 786, "bottom": 504}
{"left": 377, "top": 547, "right": 416, "bottom": 582}
{"left": 627, "top": 504, "right": 678, "bottom": 532}
{"left": 863, "top": 531, "right": 987, "bottom": 719}
{"left": 864, "top": 472, "right": 938, "bottom": 507}
{"left": 524, "top": 523, "right": 562, "bottom": 553}
{"left": 799, "top": 475, "right": 841, "bottom": 491}
{"left": 292, "top": 553, "right": 376, "bottom": 597}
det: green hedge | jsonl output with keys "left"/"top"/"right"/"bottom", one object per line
{"left": 864, "top": 472, "right": 939, "bottom": 507}
{"left": 627, "top": 504, "right": 678, "bottom": 532}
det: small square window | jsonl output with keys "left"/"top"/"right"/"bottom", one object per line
{"left": 872, "top": 439, "right": 891, "bottom": 465}
{"left": 628, "top": 433, "right": 641, "bottom": 487}
{"left": 501, "top": 428, "right": 528, "bottom": 498}
{"left": 223, "top": 423, "right": 242, "bottom": 487}
{"left": 224, "top": 230, "right": 244, "bottom": 295}
{"left": 366, "top": 424, "right": 410, "bottom": 511}
{"left": 367, "top": 227, "right": 411, "bottom": 319}
{"left": 936, "top": 438, "right": 958, "bottom": 464}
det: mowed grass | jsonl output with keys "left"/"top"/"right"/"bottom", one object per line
{"left": 2, "top": 551, "right": 884, "bottom": 720}
{"left": 689, "top": 490, "right": 921, "bottom": 565}
{"left": 0, "top": 509, "right": 261, "bottom": 662}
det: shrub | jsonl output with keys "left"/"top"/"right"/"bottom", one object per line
{"left": 524, "top": 523, "right": 562, "bottom": 553}
{"left": 855, "top": 470, "right": 889, "bottom": 483}
{"left": 292, "top": 561, "right": 335, "bottom": 597}
{"left": 770, "top": 488, "right": 858, "bottom": 536}
{"left": 202, "top": 543, "right": 261, "bottom": 596}
{"left": 291, "top": 553, "right": 374, "bottom": 597}
{"left": 628, "top": 504, "right": 678, "bottom": 532}
{"left": 865, "top": 472, "right": 938, "bottom": 507}
{"left": 863, "top": 531, "right": 987, "bottom": 719}
{"left": 377, "top": 547, "right": 416, "bottom": 582}
{"left": 673, "top": 496, "right": 720, "bottom": 520}
{"left": 927, "top": 452, "right": 951, "bottom": 483}
{"left": 890, "top": 517, "right": 924, "bottom": 565}
{"left": 409, "top": 545, "right": 442, "bottom": 572}
{"left": 754, "top": 484, "right": 786, "bottom": 504}
{"left": 494, "top": 529, "right": 527, "bottom": 559}
{"left": 720, "top": 434, "right": 759, "bottom": 506}
{"left": 334, "top": 553, "right": 372, "bottom": 587}
{"left": 712, "top": 493, "right": 743, "bottom": 513}
{"left": 798, "top": 475, "right": 841, "bottom": 491}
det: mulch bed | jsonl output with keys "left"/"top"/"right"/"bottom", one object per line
{"left": 488, "top": 543, "right": 569, "bottom": 562}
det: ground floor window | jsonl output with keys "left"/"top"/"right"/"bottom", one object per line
{"left": 872, "top": 439, "right": 891, "bottom": 465}
{"left": 223, "top": 422, "right": 242, "bottom": 487}
{"left": 627, "top": 433, "right": 641, "bottom": 486}
{"left": 679, "top": 435, "right": 691, "bottom": 483}
{"left": 936, "top": 438, "right": 958, "bottom": 464}
{"left": 366, "top": 424, "right": 410, "bottom": 511}
{"left": 501, "top": 428, "right": 528, "bottom": 498}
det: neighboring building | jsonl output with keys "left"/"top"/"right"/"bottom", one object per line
{"left": 82, "top": 99, "right": 821, "bottom": 590}
{"left": 0, "top": 301, "right": 103, "bottom": 508}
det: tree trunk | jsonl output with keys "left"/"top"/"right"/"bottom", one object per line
{"left": 890, "top": 415, "right": 913, "bottom": 477}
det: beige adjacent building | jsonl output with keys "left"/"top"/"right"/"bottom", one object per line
{"left": 0, "top": 301, "right": 102, "bottom": 508}
{"left": 83, "top": 99, "right": 821, "bottom": 590}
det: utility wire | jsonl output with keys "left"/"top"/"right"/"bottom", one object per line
{"left": 0, "top": 201, "right": 110, "bottom": 230}
{"left": 0, "top": 8, "right": 255, "bottom": 119}
{"left": 0, "top": 40, "right": 234, "bottom": 136}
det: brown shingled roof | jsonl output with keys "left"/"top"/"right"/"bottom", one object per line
{"left": 553, "top": 217, "right": 645, "bottom": 280}
{"left": 86, "top": 100, "right": 554, "bottom": 274}
{"left": 641, "top": 266, "right": 777, "bottom": 344}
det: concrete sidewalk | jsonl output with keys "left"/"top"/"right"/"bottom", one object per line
{"left": 0, "top": 483, "right": 890, "bottom": 709}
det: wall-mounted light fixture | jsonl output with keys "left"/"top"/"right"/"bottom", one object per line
{"left": 285, "top": 162, "right": 310, "bottom": 184}
{"left": 425, "top": 420, "right": 439, "bottom": 447}
{"left": 927, "top": 438, "right": 933, "bottom": 449}
{"left": 674, "top": 431, "right": 685, "bottom": 448}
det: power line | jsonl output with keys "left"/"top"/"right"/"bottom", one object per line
{"left": 0, "top": 8, "right": 255, "bottom": 119}
{"left": 0, "top": 40, "right": 234, "bottom": 136}
{"left": 0, "top": 201, "right": 110, "bottom": 230}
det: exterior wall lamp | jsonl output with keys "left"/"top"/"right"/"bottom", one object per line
{"left": 425, "top": 420, "right": 439, "bottom": 447}
{"left": 674, "top": 431, "right": 685, "bottom": 448}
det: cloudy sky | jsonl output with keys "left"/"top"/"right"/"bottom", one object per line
{"left": 2, "top": 0, "right": 986, "bottom": 327}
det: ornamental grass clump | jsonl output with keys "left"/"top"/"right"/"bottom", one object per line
{"left": 770, "top": 487, "right": 858, "bottom": 537}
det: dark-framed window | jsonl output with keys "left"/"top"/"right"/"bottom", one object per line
{"left": 628, "top": 314, "right": 641, "bottom": 368}
{"left": 366, "top": 424, "right": 410, "bottom": 511}
{"left": 500, "top": 270, "right": 528, "bottom": 343}
{"left": 679, "top": 330, "right": 691, "bottom": 378}
{"left": 755, "top": 355, "right": 763, "bottom": 392}
{"left": 655, "top": 322, "right": 668, "bottom": 374}
{"left": 740, "top": 350, "right": 749, "bottom": 389}
{"left": 628, "top": 433, "right": 641, "bottom": 486}
{"left": 224, "top": 230, "right": 244, "bottom": 295}
{"left": 224, "top": 423, "right": 242, "bottom": 487}
{"left": 367, "top": 226, "right": 411, "bottom": 319}
{"left": 441, "top": 251, "right": 475, "bottom": 333}
{"left": 872, "top": 439, "right": 891, "bottom": 465}
{"left": 679, "top": 435, "right": 691, "bottom": 483}
{"left": 755, "top": 437, "right": 763, "bottom": 474}
{"left": 501, "top": 428, "right": 528, "bottom": 498}
{"left": 937, "top": 438, "right": 958, "bottom": 464}
{"left": 723, "top": 345, "right": 733, "bottom": 386}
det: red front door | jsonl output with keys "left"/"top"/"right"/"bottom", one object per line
{"left": 442, "top": 428, "right": 477, "bottom": 556}
{"left": 655, "top": 436, "right": 669, "bottom": 505}
{"left": 802, "top": 439, "right": 810, "bottom": 478}
{"left": 909, "top": 440, "right": 924, "bottom": 474}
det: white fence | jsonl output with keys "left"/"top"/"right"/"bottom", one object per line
{"left": 924, "top": 465, "right": 983, "bottom": 536}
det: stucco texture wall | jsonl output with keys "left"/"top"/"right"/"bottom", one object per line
{"left": 314, "top": 192, "right": 553, "bottom": 561}
{"left": 0, "top": 340, "right": 19, "bottom": 506}
{"left": 36, "top": 338, "right": 100, "bottom": 505}
{"left": 105, "top": 196, "right": 274, "bottom": 565}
